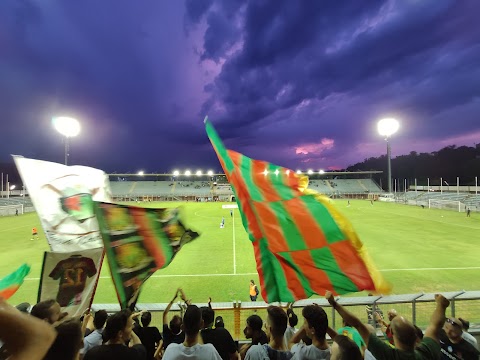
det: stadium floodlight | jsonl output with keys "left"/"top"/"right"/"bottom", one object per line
{"left": 173, "top": 170, "right": 180, "bottom": 176}
{"left": 307, "top": 169, "right": 313, "bottom": 175}
{"left": 319, "top": 169, "right": 325, "bottom": 174}
{"left": 296, "top": 170, "right": 302, "bottom": 174}
{"left": 285, "top": 170, "right": 290, "bottom": 175}
{"left": 185, "top": 170, "right": 191, "bottom": 176}
{"left": 137, "top": 171, "right": 144, "bottom": 176}
{"left": 196, "top": 170, "right": 202, "bottom": 176}
{"left": 377, "top": 118, "right": 399, "bottom": 194}
{"left": 274, "top": 169, "right": 279, "bottom": 175}
{"left": 9, "top": 185, "right": 15, "bottom": 190}
{"left": 52, "top": 116, "right": 81, "bottom": 165}
{"left": 207, "top": 170, "right": 213, "bottom": 176}
{"left": 263, "top": 169, "right": 268, "bottom": 175}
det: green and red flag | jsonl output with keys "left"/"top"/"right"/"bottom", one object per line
{"left": 94, "top": 203, "right": 199, "bottom": 309}
{"left": 205, "top": 118, "right": 391, "bottom": 302}
{"left": 0, "top": 263, "right": 30, "bottom": 300}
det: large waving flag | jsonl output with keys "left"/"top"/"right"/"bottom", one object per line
{"left": 13, "top": 156, "right": 111, "bottom": 252}
{"left": 94, "top": 203, "right": 199, "bottom": 309}
{"left": 0, "top": 264, "right": 31, "bottom": 300}
{"left": 205, "top": 118, "right": 391, "bottom": 302}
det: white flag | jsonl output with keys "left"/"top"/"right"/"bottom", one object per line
{"left": 39, "top": 248, "right": 104, "bottom": 317}
{"left": 13, "top": 156, "right": 111, "bottom": 251}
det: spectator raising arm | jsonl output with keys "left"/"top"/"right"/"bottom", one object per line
{"left": 424, "top": 294, "right": 450, "bottom": 342}
{"left": 163, "top": 288, "right": 180, "bottom": 326}
{"left": 325, "top": 291, "right": 371, "bottom": 346}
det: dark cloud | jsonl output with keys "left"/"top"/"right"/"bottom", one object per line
{"left": 0, "top": 0, "right": 479, "bottom": 173}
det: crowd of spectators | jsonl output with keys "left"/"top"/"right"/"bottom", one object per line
{"left": 0, "top": 289, "right": 478, "bottom": 360}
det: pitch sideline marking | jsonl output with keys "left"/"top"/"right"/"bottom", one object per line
{"left": 22, "top": 267, "right": 480, "bottom": 281}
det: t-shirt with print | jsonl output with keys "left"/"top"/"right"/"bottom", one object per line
{"left": 439, "top": 330, "right": 480, "bottom": 360}
{"left": 291, "top": 343, "right": 330, "bottom": 359}
{"left": 368, "top": 333, "right": 440, "bottom": 359}
{"left": 162, "top": 324, "right": 185, "bottom": 349}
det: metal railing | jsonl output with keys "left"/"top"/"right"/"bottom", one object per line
{"left": 92, "top": 291, "right": 480, "bottom": 341}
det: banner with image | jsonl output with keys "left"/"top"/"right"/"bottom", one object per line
{"left": 14, "top": 156, "right": 112, "bottom": 252}
{"left": 95, "top": 203, "right": 199, "bottom": 309}
{"left": 38, "top": 248, "right": 104, "bottom": 317}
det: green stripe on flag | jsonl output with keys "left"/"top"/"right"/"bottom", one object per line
{"left": 301, "top": 195, "right": 345, "bottom": 244}
{"left": 267, "top": 163, "right": 296, "bottom": 200}
{"left": 278, "top": 251, "right": 314, "bottom": 296}
{"left": 268, "top": 201, "right": 307, "bottom": 251}
{"left": 258, "top": 237, "right": 295, "bottom": 302}
{"left": 310, "top": 247, "right": 359, "bottom": 293}
{"left": 205, "top": 119, "right": 235, "bottom": 174}
{"left": 238, "top": 154, "right": 264, "bottom": 202}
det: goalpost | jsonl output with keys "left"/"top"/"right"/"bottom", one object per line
{"left": 428, "top": 199, "right": 466, "bottom": 212}
{"left": 0, "top": 204, "right": 24, "bottom": 216}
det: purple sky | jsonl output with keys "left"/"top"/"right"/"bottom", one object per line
{"left": 1, "top": 0, "right": 479, "bottom": 173}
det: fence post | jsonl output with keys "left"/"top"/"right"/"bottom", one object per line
{"left": 234, "top": 301, "right": 241, "bottom": 340}
{"left": 412, "top": 299, "right": 416, "bottom": 325}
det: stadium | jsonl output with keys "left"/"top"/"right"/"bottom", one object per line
{"left": 1, "top": 168, "right": 479, "bottom": 342}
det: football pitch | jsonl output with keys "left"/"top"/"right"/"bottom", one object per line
{"left": 1, "top": 200, "right": 479, "bottom": 306}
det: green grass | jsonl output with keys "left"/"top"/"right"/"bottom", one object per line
{"left": 1, "top": 200, "right": 480, "bottom": 307}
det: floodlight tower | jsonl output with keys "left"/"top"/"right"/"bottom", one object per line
{"left": 377, "top": 118, "right": 399, "bottom": 194}
{"left": 52, "top": 117, "right": 81, "bottom": 165}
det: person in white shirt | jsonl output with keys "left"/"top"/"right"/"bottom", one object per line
{"left": 288, "top": 304, "right": 331, "bottom": 359}
{"left": 163, "top": 305, "right": 222, "bottom": 360}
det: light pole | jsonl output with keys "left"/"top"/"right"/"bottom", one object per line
{"left": 52, "top": 117, "right": 81, "bottom": 165}
{"left": 377, "top": 118, "right": 399, "bottom": 194}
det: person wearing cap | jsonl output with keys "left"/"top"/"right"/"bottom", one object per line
{"left": 458, "top": 317, "right": 478, "bottom": 350}
{"left": 239, "top": 315, "right": 268, "bottom": 359}
{"left": 163, "top": 305, "right": 222, "bottom": 360}
{"left": 439, "top": 317, "right": 479, "bottom": 359}
{"left": 200, "top": 307, "right": 238, "bottom": 360}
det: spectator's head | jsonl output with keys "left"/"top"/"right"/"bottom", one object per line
{"left": 170, "top": 315, "right": 183, "bottom": 334}
{"left": 391, "top": 316, "right": 417, "bottom": 351}
{"left": 287, "top": 308, "right": 298, "bottom": 327}
{"left": 44, "top": 319, "right": 83, "bottom": 360}
{"left": 215, "top": 316, "right": 224, "bottom": 328}
{"left": 103, "top": 309, "right": 133, "bottom": 344}
{"left": 15, "top": 302, "right": 30, "bottom": 313}
{"left": 93, "top": 310, "right": 108, "bottom": 330}
{"left": 140, "top": 311, "right": 152, "bottom": 327}
{"left": 265, "top": 306, "right": 287, "bottom": 339}
{"left": 183, "top": 305, "right": 203, "bottom": 337}
{"left": 244, "top": 314, "right": 263, "bottom": 339}
{"left": 387, "top": 309, "right": 398, "bottom": 322}
{"left": 444, "top": 318, "right": 463, "bottom": 342}
{"left": 200, "top": 307, "right": 215, "bottom": 327}
{"left": 331, "top": 335, "right": 363, "bottom": 360}
{"left": 458, "top": 318, "right": 470, "bottom": 331}
{"left": 302, "top": 304, "right": 328, "bottom": 341}
{"left": 250, "top": 280, "right": 255, "bottom": 286}
{"left": 31, "top": 300, "right": 66, "bottom": 324}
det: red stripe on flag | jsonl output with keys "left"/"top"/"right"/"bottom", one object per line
{"left": 329, "top": 241, "right": 375, "bottom": 290}
{"left": 275, "top": 254, "right": 308, "bottom": 299}
{"left": 283, "top": 197, "right": 329, "bottom": 249}
{"left": 283, "top": 171, "right": 303, "bottom": 196}
{"left": 0, "top": 286, "right": 19, "bottom": 300}
{"left": 130, "top": 208, "right": 167, "bottom": 268}
{"left": 290, "top": 250, "right": 336, "bottom": 295}
{"left": 254, "top": 201, "right": 291, "bottom": 253}
{"left": 251, "top": 160, "right": 281, "bottom": 202}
